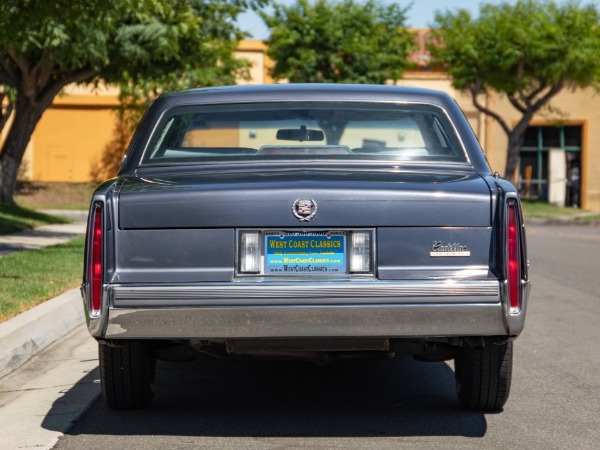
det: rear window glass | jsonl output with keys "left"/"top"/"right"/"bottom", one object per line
{"left": 142, "top": 102, "right": 467, "bottom": 164}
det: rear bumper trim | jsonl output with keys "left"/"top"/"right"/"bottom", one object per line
{"left": 104, "top": 303, "right": 507, "bottom": 339}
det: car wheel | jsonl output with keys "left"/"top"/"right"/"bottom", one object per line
{"left": 99, "top": 340, "right": 156, "bottom": 410}
{"left": 454, "top": 338, "right": 512, "bottom": 411}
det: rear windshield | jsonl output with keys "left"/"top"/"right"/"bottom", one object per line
{"left": 142, "top": 102, "right": 467, "bottom": 165}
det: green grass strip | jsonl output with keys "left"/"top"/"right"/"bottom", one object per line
{"left": 0, "top": 237, "right": 84, "bottom": 322}
{"left": 0, "top": 202, "right": 69, "bottom": 235}
{"left": 521, "top": 199, "right": 587, "bottom": 218}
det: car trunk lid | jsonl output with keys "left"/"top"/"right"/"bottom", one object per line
{"left": 118, "top": 169, "right": 491, "bottom": 229}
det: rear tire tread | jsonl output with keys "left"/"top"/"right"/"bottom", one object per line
{"left": 455, "top": 338, "right": 512, "bottom": 411}
{"left": 99, "top": 341, "right": 155, "bottom": 410}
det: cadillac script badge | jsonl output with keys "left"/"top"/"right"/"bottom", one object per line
{"left": 292, "top": 198, "right": 318, "bottom": 221}
{"left": 430, "top": 241, "right": 471, "bottom": 257}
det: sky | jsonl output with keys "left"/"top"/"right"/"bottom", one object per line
{"left": 237, "top": 0, "right": 600, "bottom": 39}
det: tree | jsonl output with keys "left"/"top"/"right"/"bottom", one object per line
{"left": 431, "top": 0, "right": 600, "bottom": 179}
{"left": 261, "top": 0, "right": 416, "bottom": 84}
{"left": 0, "top": 0, "right": 263, "bottom": 204}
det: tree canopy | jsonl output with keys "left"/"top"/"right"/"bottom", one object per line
{"left": 0, "top": 0, "right": 262, "bottom": 203}
{"left": 431, "top": 0, "right": 600, "bottom": 179}
{"left": 261, "top": 0, "right": 416, "bottom": 84}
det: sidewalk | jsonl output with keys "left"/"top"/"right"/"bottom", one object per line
{"left": 0, "top": 320, "right": 98, "bottom": 450}
{"left": 0, "top": 210, "right": 87, "bottom": 257}
{"left": 0, "top": 210, "right": 88, "bottom": 378}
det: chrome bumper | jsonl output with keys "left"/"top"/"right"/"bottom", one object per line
{"left": 82, "top": 279, "right": 529, "bottom": 339}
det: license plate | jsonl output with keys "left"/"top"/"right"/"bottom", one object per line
{"left": 264, "top": 231, "right": 346, "bottom": 274}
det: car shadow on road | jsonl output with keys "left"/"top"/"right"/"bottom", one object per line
{"left": 48, "top": 354, "right": 487, "bottom": 439}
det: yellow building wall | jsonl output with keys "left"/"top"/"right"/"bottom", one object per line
{"left": 182, "top": 125, "right": 240, "bottom": 148}
{"left": 33, "top": 106, "right": 118, "bottom": 182}
{"left": 27, "top": 84, "right": 121, "bottom": 183}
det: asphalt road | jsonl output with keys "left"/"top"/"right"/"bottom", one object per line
{"left": 53, "top": 224, "right": 600, "bottom": 449}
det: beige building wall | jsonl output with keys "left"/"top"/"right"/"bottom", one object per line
{"left": 235, "top": 40, "right": 274, "bottom": 85}
{"left": 400, "top": 72, "right": 600, "bottom": 211}
{"left": 396, "top": 74, "right": 489, "bottom": 160}
{"left": 486, "top": 88, "right": 600, "bottom": 211}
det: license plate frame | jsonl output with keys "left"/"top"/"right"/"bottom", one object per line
{"left": 264, "top": 231, "right": 347, "bottom": 275}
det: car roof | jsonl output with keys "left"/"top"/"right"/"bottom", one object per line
{"left": 120, "top": 83, "right": 492, "bottom": 176}
{"left": 157, "top": 83, "right": 455, "bottom": 109}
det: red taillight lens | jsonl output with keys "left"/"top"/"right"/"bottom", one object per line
{"left": 88, "top": 203, "right": 103, "bottom": 317}
{"left": 507, "top": 202, "right": 521, "bottom": 313}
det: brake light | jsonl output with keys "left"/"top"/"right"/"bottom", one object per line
{"left": 506, "top": 201, "right": 521, "bottom": 313}
{"left": 88, "top": 203, "right": 103, "bottom": 317}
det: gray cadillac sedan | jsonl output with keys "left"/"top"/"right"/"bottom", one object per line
{"left": 82, "top": 84, "right": 531, "bottom": 411}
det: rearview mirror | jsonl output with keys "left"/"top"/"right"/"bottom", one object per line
{"left": 276, "top": 125, "right": 324, "bottom": 142}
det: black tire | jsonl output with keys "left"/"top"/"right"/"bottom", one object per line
{"left": 99, "top": 340, "right": 156, "bottom": 410}
{"left": 454, "top": 338, "right": 512, "bottom": 411}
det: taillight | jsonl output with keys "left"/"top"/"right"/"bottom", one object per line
{"left": 506, "top": 201, "right": 521, "bottom": 313}
{"left": 88, "top": 203, "right": 103, "bottom": 317}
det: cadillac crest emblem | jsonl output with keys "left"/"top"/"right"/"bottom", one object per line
{"left": 292, "top": 198, "right": 318, "bottom": 221}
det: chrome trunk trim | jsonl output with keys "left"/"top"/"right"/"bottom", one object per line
{"left": 110, "top": 280, "right": 500, "bottom": 308}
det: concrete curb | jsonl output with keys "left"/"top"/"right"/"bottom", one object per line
{"left": 0, "top": 288, "right": 84, "bottom": 379}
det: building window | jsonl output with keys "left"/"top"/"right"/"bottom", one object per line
{"left": 519, "top": 125, "right": 581, "bottom": 207}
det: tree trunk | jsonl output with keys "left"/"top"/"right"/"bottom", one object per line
{"left": 467, "top": 80, "right": 565, "bottom": 187}
{"left": 504, "top": 131, "right": 525, "bottom": 184}
{"left": 503, "top": 113, "right": 533, "bottom": 184}
{"left": 0, "top": 95, "right": 43, "bottom": 204}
